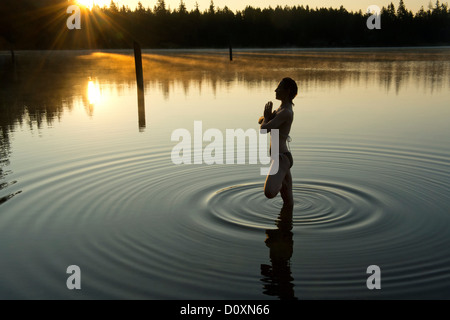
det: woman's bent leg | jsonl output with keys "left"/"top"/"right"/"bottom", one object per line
{"left": 264, "top": 154, "right": 290, "bottom": 199}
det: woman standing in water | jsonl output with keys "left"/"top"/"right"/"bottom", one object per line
{"left": 259, "top": 78, "right": 297, "bottom": 206}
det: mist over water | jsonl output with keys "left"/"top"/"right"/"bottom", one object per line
{"left": 0, "top": 48, "right": 449, "bottom": 299}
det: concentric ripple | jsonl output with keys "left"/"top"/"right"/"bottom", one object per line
{"left": 206, "top": 180, "right": 389, "bottom": 234}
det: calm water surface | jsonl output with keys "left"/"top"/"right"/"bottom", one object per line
{"left": 0, "top": 48, "right": 449, "bottom": 299}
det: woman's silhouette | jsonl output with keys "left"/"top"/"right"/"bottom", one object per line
{"left": 259, "top": 77, "right": 297, "bottom": 206}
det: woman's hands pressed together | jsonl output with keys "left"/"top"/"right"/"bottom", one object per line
{"left": 259, "top": 101, "right": 277, "bottom": 124}
{"left": 264, "top": 101, "right": 273, "bottom": 119}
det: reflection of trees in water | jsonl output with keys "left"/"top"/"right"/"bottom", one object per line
{"left": 79, "top": 49, "right": 450, "bottom": 99}
{"left": 0, "top": 51, "right": 85, "bottom": 204}
{"left": 140, "top": 49, "right": 450, "bottom": 99}
{"left": 1, "top": 49, "right": 449, "bottom": 129}
{"left": 0, "top": 58, "right": 15, "bottom": 204}
{"left": 0, "top": 128, "right": 18, "bottom": 204}
{"left": 0, "top": 49, "right": 449, "bottom": 203}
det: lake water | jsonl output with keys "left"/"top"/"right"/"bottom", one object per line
{"left": 0, "top": 48, "right": 449, "bottom": 299}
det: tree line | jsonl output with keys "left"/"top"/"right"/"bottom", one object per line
{"left": 0, "top": 0, "right": 449, "bottom": 50}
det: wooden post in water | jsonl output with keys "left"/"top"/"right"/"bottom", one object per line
{"left": 10, "top": 47, "right": 18, "bottom": 82}
{"left": 229, "top": 43, "right": 233, "bottom": 61}
{"left": 10, "top": 49, "right": 15, "bottom": 66}
{"left": 133, "top": 41, "right": 146, "bottom": 131}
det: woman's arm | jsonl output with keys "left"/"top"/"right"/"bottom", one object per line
{"left": 260, "top": 109, "right": 288, "bottom": 133}
{"left": 258, "top": 111, "right": 276, "bottom": 124}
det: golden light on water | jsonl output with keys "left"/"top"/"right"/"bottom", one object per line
{"left": 87, "top": 79, "right": 101, "bottom": 105}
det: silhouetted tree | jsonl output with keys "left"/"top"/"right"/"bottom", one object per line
{"left": 1, "top": 0, "right": 448, "bottom": 50}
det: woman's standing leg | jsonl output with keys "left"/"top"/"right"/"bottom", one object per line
{"left": 280, "top": 169, "right": 293, "bottom": 206}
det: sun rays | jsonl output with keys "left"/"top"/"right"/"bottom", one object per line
{"left": 76, "top": 0, "right": 111, "bottom": 10}
{"left": 32, "top": 1, "right": 132, "bottom": 51}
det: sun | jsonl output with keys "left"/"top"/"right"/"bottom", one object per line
{"left": 76, "top": 0, "right": 110, "bottom": 10}
{"left": 77, "top": 0, "right": 94, "bottom": 9}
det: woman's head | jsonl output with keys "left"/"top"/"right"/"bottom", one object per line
{"left": 275, "top": 77, "right": 298, "bottom": 102}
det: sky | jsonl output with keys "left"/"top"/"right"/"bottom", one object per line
{"left": 87, "top": 0, "right": 439, "bottom": 13}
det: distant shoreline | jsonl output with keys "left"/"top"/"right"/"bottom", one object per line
{"left": 2, "top": 45, "right": 450, "bottom": 56}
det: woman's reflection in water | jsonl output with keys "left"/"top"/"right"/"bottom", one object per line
{"left": 261, "top": 203, "right": 297, "bottom": 300}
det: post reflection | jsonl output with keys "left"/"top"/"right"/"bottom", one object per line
{"left": 134, "top": 41, "right": 146, "bottom": 132}
{"left": 261, "top": 203, "right": 297, "bottom": 300}
{"left": 137, "top": 86, "right": 146, "bottom": 132}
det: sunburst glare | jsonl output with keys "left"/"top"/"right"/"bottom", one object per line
{"left": 77, "top": 0, "right": 110, "bottom": 10}
{"left": 77, "top": 0, "right": 94, "bottom": 9}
